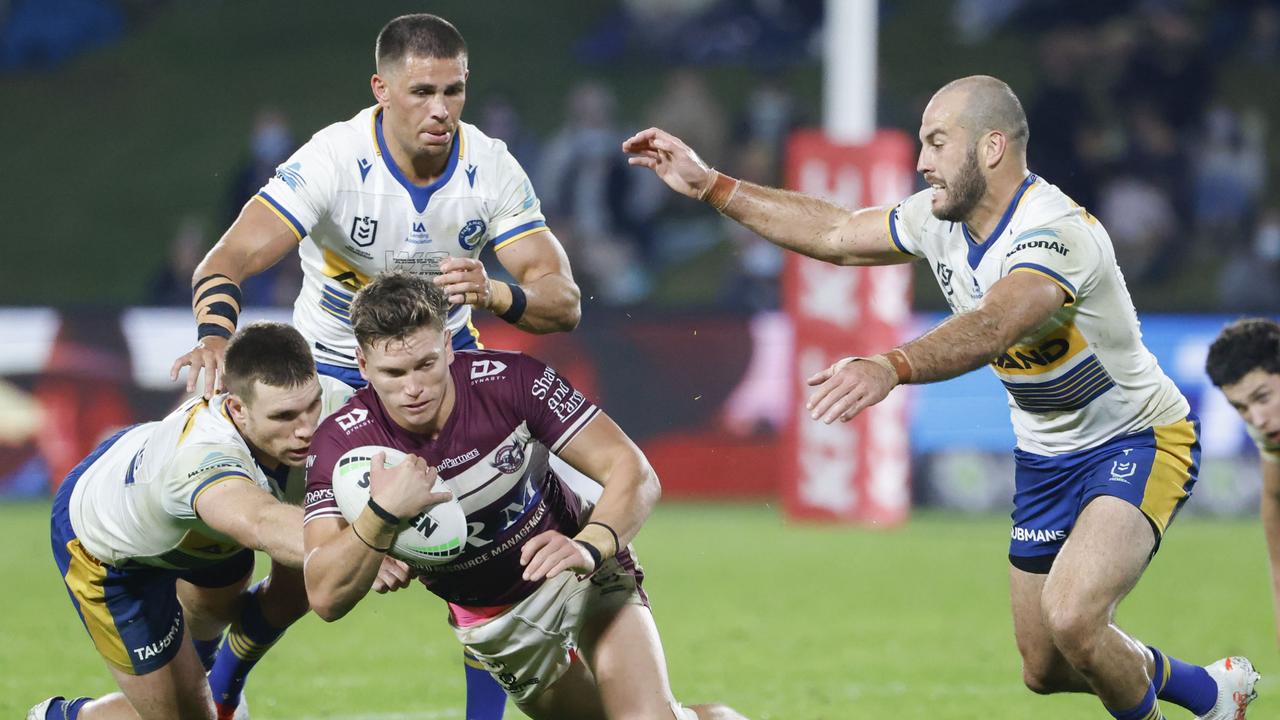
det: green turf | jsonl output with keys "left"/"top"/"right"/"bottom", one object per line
{"left": 3, "top": 501, "right": 1276, "bottom": 719}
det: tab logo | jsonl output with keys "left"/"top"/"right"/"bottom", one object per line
{"left": 470, "top": 359, "right": 507, "bottom": 381}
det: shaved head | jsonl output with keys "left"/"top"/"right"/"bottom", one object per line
{"left": 933, "top": 75, "right": 1029, "bottom": 150}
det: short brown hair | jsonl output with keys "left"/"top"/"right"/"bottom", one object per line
{"left": 223, "top": 321, "right": 315, "bottom": 402}
{"left": 350, "top": 271, "right": 449, "bottom": 350}
{"left": 1206, "top": 318, "right": 1280, "bottom": 388}
{"left": 376, "top": 14, "right": 467, "bottom": 71}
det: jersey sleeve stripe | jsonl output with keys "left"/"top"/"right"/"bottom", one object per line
{"left": 303, "top": 507, "right": 344, "bottom": 524}
{"left": 1008, "top": 263, "right": 1077, "bottom": 304}
{"left": 253, "top": 192, "right": 306, "bottom": 241}
{"left": 886, "top": 206, "right": 916, "bottom": 256}
{"left": 189, "top": 471, "right": 256, "bottom": 510}
{"left": 491, "top": 221, "right": 548, "bottom": 250}
{"left": 550, "top": 405, "right": 601, "bottom": 453}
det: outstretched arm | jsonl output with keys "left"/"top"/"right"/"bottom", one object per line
{"left": 806, "top": 271, "right": 1066, "bottom": 423}
{"left": 170, "top": 200, "right": 302, "bottom": 398}
{"left": 195, "top": 480, "right": 305, "bottom": 568}
{"left": 622, "top": 127, "right": 910, "bottom": 267}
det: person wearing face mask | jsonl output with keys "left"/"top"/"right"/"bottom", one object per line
{"left": 168, "top": 14, "right": 580, "bottom": 719}
{"left": 624, "top": 74, "right": 1259, "bottom": 720}
{"left": 28, "top": 323, "right": 353, "bottom": 720}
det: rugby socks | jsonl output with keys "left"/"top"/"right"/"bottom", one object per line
{"left": 1148, "top": 646, "right": 1217, "bottom": 716}
{"left": 1109, "top": 683, "right": 1164, "bottom": 720}
{"left": 193, "top": 634, "right": 221, "bottom": 671}
{"left": 464, "top": 650, "right": 508, "bottom": 720}
{"left": 208, "top": 581, "right": 287, "bottom": 716}
{"left": 43, "top": 697, "right": 91, "bottom": 719}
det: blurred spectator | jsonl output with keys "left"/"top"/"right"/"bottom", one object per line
{"left": 0, "top": 0, "right": 124, "bottom": 70}
{"left": 1216, "top": 208, "right": 1280, "bottom": 313}
{"left": 1097, "top": 175, "right": 1177, "bottom": 284}
{"left": 1193, "top": 105, "right": 1267, "bottom": 237}
{"left": 1026, "top": 26, "right": 1099, "bottom": 208}
{"left": 145, "top": 215, "right": 208, "bottom": 306}
{"left": 225, "top": 108, "right": 301, "bottom": 306}
{"left": 474, "top": 91, "right": 541, "bottom": 173}
{"left": 540, "top": 81, "right": 653, "bottom": 305}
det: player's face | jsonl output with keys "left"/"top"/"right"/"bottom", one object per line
{"left": 1223, "top": 369, "right": 1280, "bottom": 443}
{"left": 918, "top": 92, "right": 987, "bottom": 222}
{"left": 358, "top": 325, "right": 455, "bottom": 434}
{"left": 374, "top": 53, "right": 468, "bottom": 163}
{"left": 232, "top": 378, "right": 323, "bottom": 467}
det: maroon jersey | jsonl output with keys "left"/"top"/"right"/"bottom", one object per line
{"left": 304, "top": 350, "right": 604, "bottom": 607}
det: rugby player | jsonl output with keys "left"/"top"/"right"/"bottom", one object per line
{"left": 624, "top": 74, "right": 1259, "bottom": 720}
{"left": 301, "top": 271, "right": 747, "bottom": 719}
{"left": 1206, "top": 318, "right": 1280, "bottom": 647}
{"left": 29, "top": 323, "right": 349, "bottom": 720}
{"left": 168, "top": 14, "right": 580, "bottom": 718}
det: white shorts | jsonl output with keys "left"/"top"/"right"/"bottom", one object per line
{"left": 452, "top": 553, "right": 646, "bottom": 703}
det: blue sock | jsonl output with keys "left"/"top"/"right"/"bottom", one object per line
{"left": 1149, "top": 646, "right": 1217, "bottom": 716}
{"left": 193, "top": 634, "right": 221, "bottom": 671}
{"left": 45, "top": 697, "right": 91, "bottom": 720}
{"left": 1108, "top": 683, "right": 1163, "bottom": 720}
{"left": 464, "top": 652, "right": 507, "bottom": 720}
{"left": 207, "top": 582, "right": 287, "bottom": 710}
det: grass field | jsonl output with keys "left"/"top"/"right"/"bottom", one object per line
{"left": 2, "top": 501, "right": 1276, "bottom": 719}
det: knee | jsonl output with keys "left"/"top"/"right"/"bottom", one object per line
{"left": 1043, "top": 603, "right": 1104, "bottom": 662}
{"left": 1021, "top": 665, "right": 1065, "bottom": 695}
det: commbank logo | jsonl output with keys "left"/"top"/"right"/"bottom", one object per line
{"left": 275, "top": 162, "right": 305, "bottom": 190}
{"left": 471, "top": 359, "right": 507, "bottom": 381}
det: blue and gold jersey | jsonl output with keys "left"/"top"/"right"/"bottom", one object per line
{"left": 67, "top": 377, "right": 353, "bottom": 569}
{"left": 256, "top": 106, "right": 547, "bottom": 367}
{"left": 889, "top": 173, "right": 1188, "bottom": 454}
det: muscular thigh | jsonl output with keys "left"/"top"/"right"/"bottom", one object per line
{"left": 1043, "top": 495, "right": 1154, "bottom": 618}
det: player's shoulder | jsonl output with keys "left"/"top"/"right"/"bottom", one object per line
{"left": 458, "top": 121, "right": 511, "bottom": 160}
{"left": 1012, "top": 175, "right": 1085, "bottom": 231}
{"left": 305, "top": 106, "right": 379, "bottom": 160}
{"left": 316, "top": 385, "right": 381, "bottom": 441}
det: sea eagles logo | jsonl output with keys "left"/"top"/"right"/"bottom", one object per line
{"left": 350, "top": 216, "right": 378, "bottom": 247}
{"left": 458, "top": 219, "right": 486, "bottom": 250}
{"left": 492, "top": 442, "right": 526, "bottom": 473}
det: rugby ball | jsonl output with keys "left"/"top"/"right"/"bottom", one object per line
{"left": 331, "top": 445, "right": 467, "bottom": 566}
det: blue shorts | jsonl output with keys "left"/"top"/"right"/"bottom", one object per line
{"left": 1008, "top": 415, "right": 1201, "bottom": 573}
{"left": 316, "top": 325, "right": 480, "bottom": 390}
{"left": 51, "top": 428, "right": 255, "bottom": 675}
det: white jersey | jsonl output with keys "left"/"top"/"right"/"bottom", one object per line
{"left": 888, "top": 173, "right": 1189, "bottom": 455}
{"left": 68, "top": 377, "right": 353, "bottom": 569}
{"left": 256, "top": 106, "right": 548, "bottom": 367}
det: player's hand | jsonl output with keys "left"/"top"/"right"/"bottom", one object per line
{"left": 519, "top": 530, "right": 595, "bottom": 581}
{"left": 169, "top": 335, "right": 229, "bottom": 399}
{"left": 622, "top": 127, "right": 715, "bottom": 200}
{"left": 367, "top": 452, "right": 452, "bottom": 519}
{"left": 805, "top": 356, "right": 897, "bottom": 424}
{"left": 371, "top": 556, "right": 416, "bottom": 594}
{"left": 435, "top": 257, "right": 492, "bottom": 308}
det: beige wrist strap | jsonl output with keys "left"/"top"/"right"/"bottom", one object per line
{"left": 572, "top": 522, "right": 618, "bottom": 562}
{"left": 351, "top": 505, "right": 398, "bottom": 552}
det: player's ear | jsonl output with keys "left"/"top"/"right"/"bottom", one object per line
{"left": 224, "top": 393, "right": 246, "bottom": 422}
{"left": 983, "top": 130, "right": 1006, "bottom": 169}
{"left": 371, "top": 73, "right": 389, "bottom": 105}
{"left": 444, "top": 330, "right": 454, "bottom": 364}
{"left": 355, "top": 346, "right": 369, "bottom": 380}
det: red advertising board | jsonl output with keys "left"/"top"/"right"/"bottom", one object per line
{"left": 781, "top": 129, "right": 917, "bottom": 524}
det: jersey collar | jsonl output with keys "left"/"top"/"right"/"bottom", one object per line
{"left": 374, "top": 108, "right": 463, "bottom": 214}
{"left": 962, "top": 173, "right": 1038, "bottom": 270}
